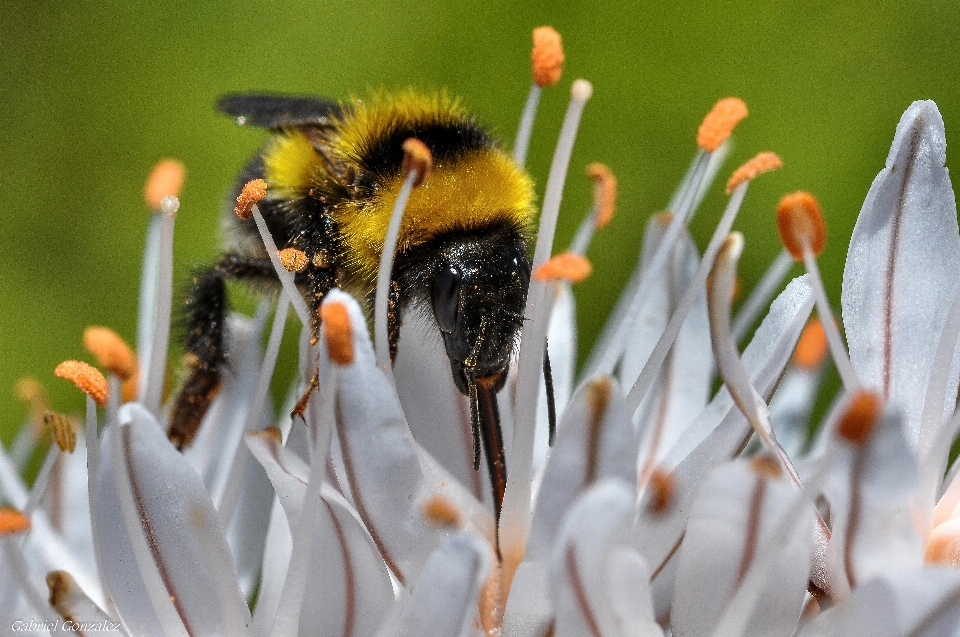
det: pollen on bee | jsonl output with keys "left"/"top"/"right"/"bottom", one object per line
{"left": 421, "top": 494, "right": 463, "bottom": 529}
{"left": 278, "top": 248, "right": 309, "bottom": 272}
{"left": 726, "top": 151, "right": 783, "bottom": 194}
{"left": 697, "top": 97, "right": 748, "bottom": 153}
{"left": 533, "top": 252, "right": 592, "bottom": 283}
{"left": 531, "top": 26, "right": 564, "bottom": 87}
{"left": 836, "top": 389, "right": 883, "bottom": 446}
{"left": 321, "top": 301, "right": 354, "bottom": 365}
{"left": 793, "top": 318, "right": 828, "bottom": 370}
{"left": 54, "top": 360, "right": 108, "bottom": 408}
{"left": 144, "top": 159, "right": 186, "bottom": 210}
{"left": 235, "top": 179, "right": 268, "bottom": 220}
{"left": 586, "top": 163, "right": 617, "bottom": 229}
{"left": 0, "top": 507, "right": 30, "bottom": 535}
{"left": 83, "top": 326, "right": 137, "bottom": 381}
{"left": 43, "top": 411, "right": 76, "bottom": 453}
{"left": 777, "top": 191, "right": 827, "bottom": 260}
{"left": 401, "top": 138, "right": 433, "bottom": 188}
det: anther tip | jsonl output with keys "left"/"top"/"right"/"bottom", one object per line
{"left": 777, "top": 191, "right": 826, "bottom": 260}
{"left": 532, "top": 252, "right": 592, "bottom": 283}
{"left": 531, "top": 26, "right": 564, "bottom": 87}
{"left": 144, "top": 159, "right": 186, "bottom": 210}
{"left": 698, "top": 97, "right": 748, "bottom": 152}
{"left": 793, "top": 318, "right": 828, "bottom": 370}
{"left": 278, "top": 248, "right": 309, "bottom": 273}
{"left": 54, "top": 360, "right": 108, "bottom": 408}
{"left": 586, "top": 163, "right": 617, "bottom": 229}
{"left": 236, "top": 179, "right": 268, "bottom": 220}
{"left": 401, "top": 138, "right": 433, "bottom": 188}
{"left": 422, "top": 494, "right": 463, "bottom": 529}
{"left": 83, "top": 326, "right": 137, "bottom": 381}
{"left": 836, "top": 389, "right": 883, "bottom": 446}
{"left": 321, "top": 301, "right": 354, "bottom": 365}
{"left": 726, "top": 151, "right": 783, "bottom": 194}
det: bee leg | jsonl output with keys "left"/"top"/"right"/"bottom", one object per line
{"left": 168, "top": 254, "right": 278, "bottom": 450}
{"left": 388, "top": 279, "right": 402, "bottom": 363}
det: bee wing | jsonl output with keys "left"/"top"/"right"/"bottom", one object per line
{"left": 217, "top": 94, "right": 341, "bottom": 129}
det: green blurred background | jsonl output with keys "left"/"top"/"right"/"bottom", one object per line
{"left": 2, "top": 0, "right": 959, "bottom": 440}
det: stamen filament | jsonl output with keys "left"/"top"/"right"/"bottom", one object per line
{"left": 374, "top": 169, "right": 416, "bottom": 374}
{"left": 731, "top": 249, "right": 794, "bottom": 344}
{"left": 141, "top": 196, "right": 178, "bottom": 415}
{"left": 582, "top": 151, "right": 712, "bottom": 379}
{"left": 513, "top": 85, "right": 541, "bottom": 167}
{"left": 502, "top": 78, "right": 592, "bottom": 587}
{"left": 21, "top": 443, "right": 59, "bottom": 515}
{"left": 250, "top": 204, "right": 311, "bottom": 325}
{"left": 219, "top": 296, "right": 291, "bottom": 531}
{"left": 137, "top": 212, "right": 161, "bottom": 386}
{"left": 269, "top": 365, "right": 339, "bottom": 637}
{"left": 2, "top": 535, "right": 60, "bottom": 625}
{"left": 626, "top": 180, "right": 749, "bottom": 415}
{"left": 801, "top": 245, "right": 859, "bottom": 389}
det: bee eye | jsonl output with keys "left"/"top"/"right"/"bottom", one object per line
{"left": 432, "top": 263, "right": 461, "bottom": 333}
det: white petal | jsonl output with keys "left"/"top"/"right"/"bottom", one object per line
{"left": 381, "top": 533, "right": 491, "bottom": 637}
{"left": 96, "top": 403, "right": 249, "bottom": 637}
{"left": 639, "top": 275, "right": 814, "bottom": 583}
{"left": 841, "top": 100, "right": 960, "bottom": 448}
{"left": 672, "top": 459, "right": 812, "bottom": 637}
{"left": 245, "top": 427, "right": 395, "bottom": 636}
{"left": 394, "top": 312, "right": 478, "bottom": 498}
{"left": 797, "top": 568, "right": 960, "bottom": 637}
{"left": 329, "top": 292, "right": 445, "bottom": 587}
{"left": 501, "top": 561, "right": 553, "bottom": 637}
{"left": 622, "top": 216, "right": 712, "bottom": 460}
{"left": 526, "top": 377, "right": 637, "bottom": 560}
{"left": 549, "top": 480, "right": 656, "bottom": 637}
{"left": 825, "top": 407, "right": 923, "bottom": 590}
{"left": 47, "top": 570, "right": 126, "bottom": 636}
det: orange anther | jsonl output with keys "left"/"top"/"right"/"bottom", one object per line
{"left": 44, "top": 411, "right": 76, "bottom": 453}
{"left": 836, "top": 389, "right": 883, "bottom": 446}
{"left": 54, "top": 360, "right": 108, "bottom": 408}
{"left": 532, "top": 252, "right": 592, "bottom": 283}
{"left": 83, "top": 326, "right": 137, "bottom": 381}
{"left": 0, "top": 508, "right": 30, "bottom": 535}
{"left": 235, "top": 179, "right": 268, "bottom": 220}
{"left": 531, "top": 26, "right": 564, "bottom": 87}
{"left": 144, "top": 159, "right": 186, "bottom": 210}
{"left": 697, "top": 98, "right": 748, "bottom": 152}
{"left": 777, "top": 191, "right": 826, "bottom": 260}
{"left": 793, "top": 318, "right": 828, "bottom": 370}
{"left": 586, "top": 163, "right": 617, "bottom": 229}
{"left": 278, "top": 248, "right": 309, "bottom": 272}
{"left": 925, "top": 518, "right": 960, "bottom": 567}
{"left": 321, "top": 301, "right": 354, "bottom": 365}
{"left": 726, "top": 151, "right": 783, "bottom": 194}
{"left": 647, "top": 468, "right": 676, "bottom": 514}
{"left": 401, "top": 138, "right": 433, "bottom": 188}
{"left": 422, "top": 494, "right": 463, "bottom": 529}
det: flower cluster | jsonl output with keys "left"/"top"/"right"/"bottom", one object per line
{"left": 3, "top": 28, "right": 960, "bottom": 637}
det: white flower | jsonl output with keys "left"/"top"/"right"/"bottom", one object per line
{"left": 3, "top": 37, "right": 960, "bottom": 637}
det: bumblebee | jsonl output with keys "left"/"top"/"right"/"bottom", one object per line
{"left": 169, "top": 91, "right": 539, "bottom": 517}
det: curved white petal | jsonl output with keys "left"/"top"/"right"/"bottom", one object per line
{"left": 842, "top": 100, "right": 960, "bottom": 449}
{"left": 96, "top": 403, "right": 249, "bottom": 637}
{"left": 672, "top": 460, "right": 812, "bottom": 637}
{"left": 526, "top": 377, "right": 637, "bottom": 560}
{"left": 380, "top": 533, "right": 491, "bottom": 637}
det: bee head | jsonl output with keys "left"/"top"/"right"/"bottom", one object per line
{"left": 430, "top": 237, "right": 530, "bottom": 394}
